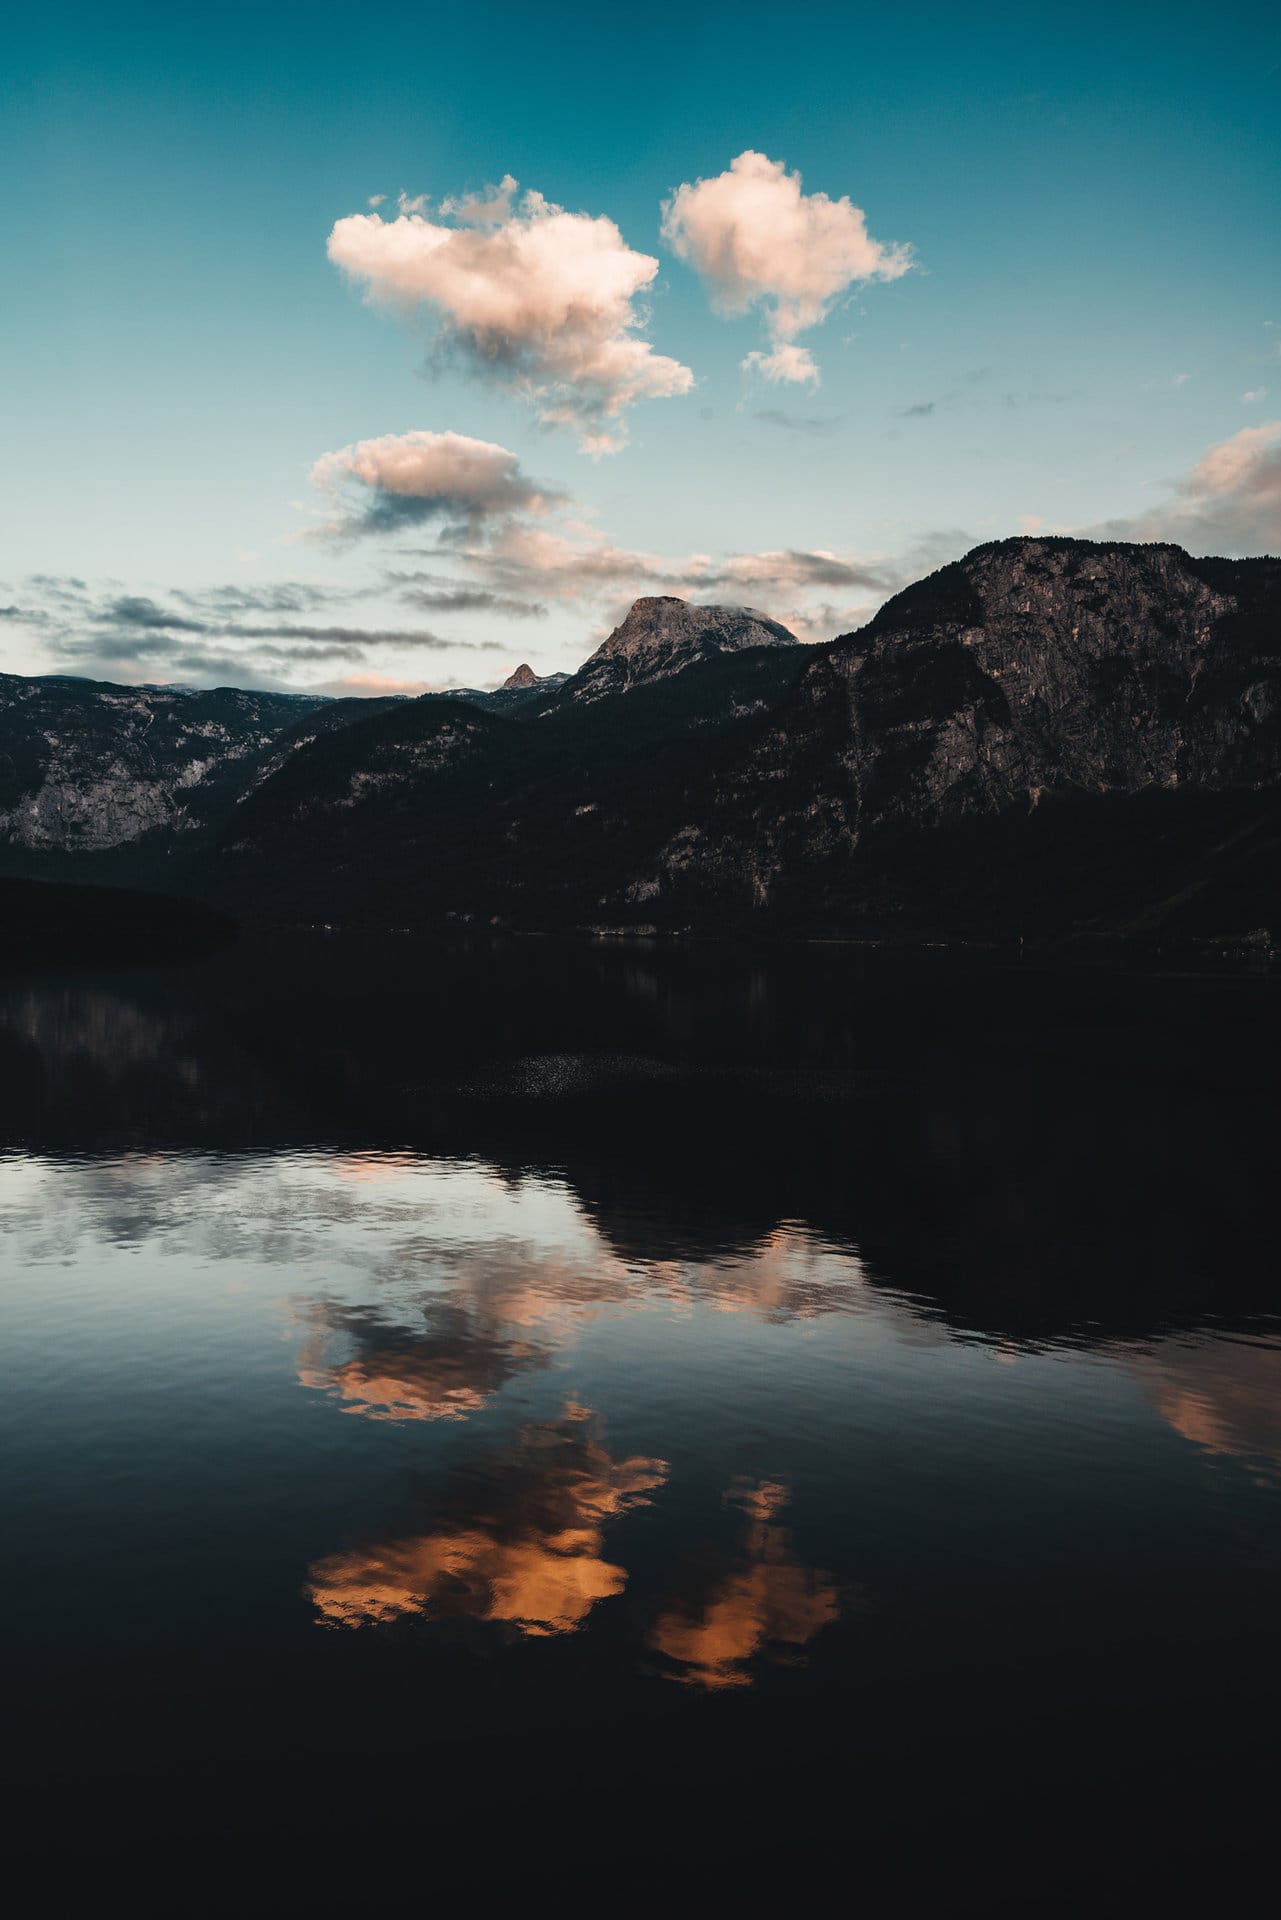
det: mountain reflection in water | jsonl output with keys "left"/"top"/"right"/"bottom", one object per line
{"left": 1, "top": 934, "right": 1279, "bottom": 1906}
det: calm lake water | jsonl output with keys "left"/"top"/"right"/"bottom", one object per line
{"left": 2, "top": 936, "right": 1278, "bottom": 1908}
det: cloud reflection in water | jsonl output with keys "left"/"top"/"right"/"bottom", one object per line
{"left": 308, "top": 1402, "right": 667, "bottom": 1635}
{"left": 648, "top": 1480, "right": 842, "bottom": 1690}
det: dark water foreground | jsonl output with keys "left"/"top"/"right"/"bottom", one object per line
{"left": 2, "top": 936, "right": 1278, "bottom": 1910}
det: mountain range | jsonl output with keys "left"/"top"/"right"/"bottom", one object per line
{"left": 2, "top": 537, "right": 1279, "bottom": 954}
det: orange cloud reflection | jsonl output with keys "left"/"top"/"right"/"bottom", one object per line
{"left": 308, "top": 1403, "right": 667, "bottom": 1635}
{"left": 294, "top": 1299, "right": 550, "bottom": 1423}
{"left": 648, "top": 1480, "right": 841, "bottom": 1689}
{"left": 1134, "top": 1336, "right": 1281, "bottom": 1480}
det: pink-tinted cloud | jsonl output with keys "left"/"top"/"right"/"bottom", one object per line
{"left": 310, "top": 429, "right": 562, "bottom": 538}
{"left": 327, "top": 180, "right": 694, "bottom": 452}
{"left": 1092, "top": 421, "right": 1281, "bottom": 554}
{"left": 456, "top": 521, "right": 894, "bottom": 641}
{"left": 662, "top": 150, "right": 912, "bottom": 385}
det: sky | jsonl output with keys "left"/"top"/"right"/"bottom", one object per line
{"left": 2, "top": 0, "right": 1279, "bottom": 696}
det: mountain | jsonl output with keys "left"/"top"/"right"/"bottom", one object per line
{"left": 3, "top": 546, "right": 1279, "bottom": 953}
{"left": 428, "top": 664, "right": 571, "bottom": 715}
{"left": 559, "top": 597, "right": 797, "bottom": 706}
{"left": 655, "top": 538, "right": 1281, "bottom": 944}
{"left": 502, "top": 663, "right": 542, "bottom": 690}
{"left": 0, "top": 674, "right": 333, "bottom": 860}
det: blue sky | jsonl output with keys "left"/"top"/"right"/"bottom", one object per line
{"left": 3, "top": 0, "right": 1279, "bottom": 693}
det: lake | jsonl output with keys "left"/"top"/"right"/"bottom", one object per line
{"left": 2, "top": 935, "right": 1278, "bottom": 1908}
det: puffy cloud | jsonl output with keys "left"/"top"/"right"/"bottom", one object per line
{"left": 1091, "top": 421, "right": 1281, "bottom": 554}
{"left": 743, "top": 343, "right": 820, "bottom": 386}
{"left": 662, "top": 150, "right": 912, "bottom": 384}
{"left": 311, "top": 428, "right": 562, "bottom": 538}
{"left": 327, "top": 180, "right": 694, "bottom": 452}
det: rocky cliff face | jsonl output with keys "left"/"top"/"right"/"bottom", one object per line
{"left": 620, "top": 541, "right": 1281, "bottom": 936}
{"left": 561, "top": 597, "right": 797, "bottom": 705}
{"left": 0, "top": 676, "right": 328, "bottom": 853}
{"left": 823, "top": 539, "right": 1280, "bottom": 830}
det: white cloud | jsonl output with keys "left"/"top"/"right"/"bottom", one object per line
{"left": 327, "top": 180, "right": 694, "bottom": 452}
{"left": 661, "top": 150, "right": 912, "bottom": 384}
{"left": 743, "top": 343, "right": 821, "bottom": 387}
{"left": 1243, "top": 389, "right": 1268, "bottom": 404}
{"left": 310, "top": 429, "right": 563, "bottom": 538}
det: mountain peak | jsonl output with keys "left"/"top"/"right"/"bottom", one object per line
{"left": 501, "top": 663, "right": 540, "bottom": 690}
{"left": 566, "top": 596, "right": 798, "bottom": 704}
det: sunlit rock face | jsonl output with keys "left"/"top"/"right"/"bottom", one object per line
{"left": 307, "top": 1403, "right": 667, "bottom": 1635}
{"left": 0, "top": 675, "right": 327, "bottom": 851}
{"left": 501, "top": 663, "right": 540, "bottom": 691}
{"left": 562, "top": 596, "right": 797, "bottom": 705}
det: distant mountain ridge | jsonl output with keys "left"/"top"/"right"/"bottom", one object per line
{"left": 3, "top": 542, "right": 1280, "bottom": 952}
{"left": 0, "top": 674, "right": 331, "bottom": 855}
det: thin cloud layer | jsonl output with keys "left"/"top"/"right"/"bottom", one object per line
{"left": 327, "top": 180, "right": 694, "bottom": 452}
{"left": 1092, "top": 421, "right": 1281, "bottom": 553}
{"left": 0, "top": 574, "right": 484, "bottom": 690}
{"left": 453, "top": 520, "right": 896, "bottom": 642}
{"left": 311, "top": 429, "right": 562, "bottom": 538}
{"left": 662, "top": 150, "right": 912, "bottom": 385}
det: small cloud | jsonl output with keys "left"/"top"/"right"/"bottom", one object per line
{"left": 897, "top": 400, "right": 936, "bottom": 418}
{"left": 386, "top": 575, "right": 548, "bottom": 619}
{"left": 1173, "top": 372, "right": 1191, "bottom": 387}
{"left": 753, "top": 408, "right": 844, "bottom": 435}
{"left": 1242, "top": 389, "right": 1268, "bottom": 404}
{"left": 310, "top": 429, "right": 563, "bottom": 540}
{"left": 1003, "top": 390, "right": 1077, "bottom": 410}
{"left": 662, "top": 149, "right": 912, "bottom": 386}
{"left": 1018, "top": 515, "right": 1043, "bottom": 533}
{"left": 367, "top": 193, "right": 386, "bottom": 208}
{"left": 743, "top": 343, "right": 820, "bottom": 386}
